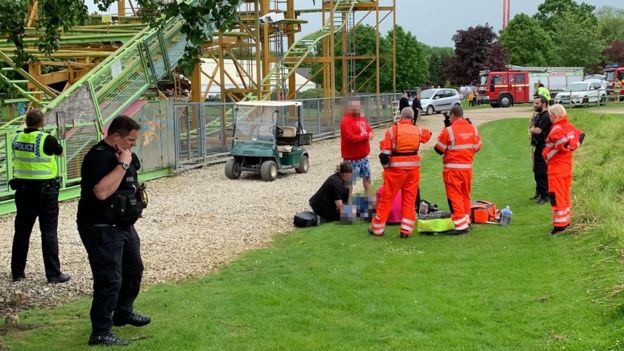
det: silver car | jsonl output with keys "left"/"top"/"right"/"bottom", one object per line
{"left": 553, "top": 80, "right": 607, "bottom": 106}
{"left": 420, "top": 88, "right": 462, "bottom": 115}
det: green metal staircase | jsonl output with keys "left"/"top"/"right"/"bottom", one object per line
{"left": 250, "top": 0, "right": 358, "bottom": 101}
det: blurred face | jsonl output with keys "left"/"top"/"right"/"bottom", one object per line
{"left": 533, "top": 98, "right": 545, "bottom": 112}
{"left": 341, "top": 171, "right": 353, "bottom": 183}
{"left": 112, "top": 129, "right": 139, "bottom": 150}
{"left": 349, "top": 101, "right": 361, "bottom": 115}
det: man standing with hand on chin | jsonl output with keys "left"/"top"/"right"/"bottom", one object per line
{"left": 77, "top": 115, "right": 150, "bottom": 346}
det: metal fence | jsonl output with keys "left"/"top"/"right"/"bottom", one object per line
{"left": 172, "top": 93, "right": 400, "bottom": 169}
{"left": 0, "top": 93, "right": 400, "bottom": 213}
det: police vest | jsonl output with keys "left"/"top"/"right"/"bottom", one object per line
{"left": 537, "top": 87, "right": 551, "bottom": 101}
{"left": 12, "top": 130, "right": 58, "bottom": 180}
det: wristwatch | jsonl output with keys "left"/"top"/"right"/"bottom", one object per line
{"left": 119, "top": 162, "right": 130, "bottom": 170}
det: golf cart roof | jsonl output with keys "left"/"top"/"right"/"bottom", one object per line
{"left": 235, "top": 100, "right": 302, "bottom": 107}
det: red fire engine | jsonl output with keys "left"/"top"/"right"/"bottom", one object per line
{"left": 478, "top": 66, "right": 584, "bottom": 108}
{"left": 604, "top": 65, "right": 624, "bottom": 95}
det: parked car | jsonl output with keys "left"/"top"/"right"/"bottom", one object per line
{"left": 420, "top": 88, "right": 462, "bottom": 115}
{"left": 553, "top": 80, "right": 607, "bottom": 107}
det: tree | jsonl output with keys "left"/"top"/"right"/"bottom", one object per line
{"left": 604, "top": 40, "right": 624, "bottom": 65}
{"left": 446, "top": 24, "right": 506, "bottom": 85}
{"left": 500, "top": 13, "right": 554, "bottom": 66}
{"left": 534, "top": 0, "right": 597, "bottom": 32}
{"left": 596, "top": 6, "right": 624, "bottom": 45}
{"left": 547, "top": 9, "right": 603, "bottom": 68}
{"left": 488, "top": 42, "right": 509, "bottom": 71}
{"left": 0, "top": 0, "right": 241, "bottom": 75}
{"left": 388, "top": 26, "right": 428, "bottom": 92}
{"left": 423, "top": 46, "right": 453, "bottom": 87}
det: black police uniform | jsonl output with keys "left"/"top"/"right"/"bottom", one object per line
{"left": 77, "top": 140, "right": 145, "bottom": 336}
{"left": 11, "top": 128, "right": 64, "bottom": 281}
{"left": 531, "top": 109, "right": 552, "bottom": 200}
{"left": 309, "top": 173, "right": 349, "bottom": 222}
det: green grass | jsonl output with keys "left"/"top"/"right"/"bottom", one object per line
{"left": 3, "top": 112, "right": 624, "bottom": 350}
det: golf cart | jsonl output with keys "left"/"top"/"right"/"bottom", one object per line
{"left": 225, "top": 100, "right": 312, "bottom": 181}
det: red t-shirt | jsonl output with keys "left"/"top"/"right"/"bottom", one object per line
{"left": 340, "top": 113, "right": 372, "bottom": 160}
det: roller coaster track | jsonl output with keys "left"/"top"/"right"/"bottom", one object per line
{"left": 248, "top": 0, "right": 358, "bottom": 101}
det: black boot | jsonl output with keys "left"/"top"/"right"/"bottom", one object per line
{"left": 88, "top": 332, "right": 129, "bottom": 346}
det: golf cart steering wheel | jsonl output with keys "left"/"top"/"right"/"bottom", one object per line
{"left": 274, "top": 126, "right": 284, "bottom": 137}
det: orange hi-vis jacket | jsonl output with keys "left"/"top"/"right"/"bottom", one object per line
{"left": 380, "top": 120, "right": 432, "bottom": 168}
{"left": 434, "top": 118, "right": 482, "bottom": 169}
{"left": 542, "top": 116, "right": 582, "bottom": 171}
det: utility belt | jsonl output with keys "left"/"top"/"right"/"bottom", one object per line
{"left": 391, "top": 151, "right": 418, "bottom": 156}
{"left": 9, "top": 177, "right": 60, "bottom": 191}
{"left": 103, "top": 184, "right": 149, "bottom": 225}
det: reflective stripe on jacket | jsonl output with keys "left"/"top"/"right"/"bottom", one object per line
{"left": 542, "top": 116, "right": 582, "bottom": 167}
{"left": 434, "top": 118, "right": 481, "bottom": 169}
{"left": 380, "top": 120, "right": 431, "bottom": 169}
{"left": 12, "top": 130, "right": 58, "bottom": 180}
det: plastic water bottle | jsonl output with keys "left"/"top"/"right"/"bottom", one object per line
{"left": 499, "top": 206, "right": 512, "bottom": 226}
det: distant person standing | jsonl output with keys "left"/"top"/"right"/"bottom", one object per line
{"left": 542, "top": 104, "right": 584, "bottom": 234}
{"left": 399, "top": 92, "right": 410, "bottom": 112}
{"left": 10, "top": 109, "right": 70, "bottom": 284}
{"left": 411, "top": 92, "right": 422, "bottom": 123}
{"left": 340, "top": 99, "right": 373, "bottom": 196}
{"left": 536, "top": 83, "right": 552, "bottom": 105}
{"left": 529, "top": 95, "right": 552, "bottom": 204}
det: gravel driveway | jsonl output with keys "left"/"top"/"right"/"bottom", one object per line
{"left": 0, "top": 106, "right": 530, "bottom": 317}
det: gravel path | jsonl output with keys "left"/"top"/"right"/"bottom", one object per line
{"left": 0, "top": 107, "right": 530, "bottom": 317}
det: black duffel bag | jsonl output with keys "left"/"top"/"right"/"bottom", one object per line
{"left": 294, "top": 211, "right": 320, "bottom": 228}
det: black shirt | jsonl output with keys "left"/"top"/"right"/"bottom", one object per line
{"left": 77, "top": 140, "right": 141, "bottom": 224}
{"left": 531, "top": 110, "right": 552, "bottom": 148}
{"left": 412, "top": 97, "right": 422, "bottom": 111}
{"left": 309, "top": 173, "right": 349, "bottom": 220}
{"left": 399, "top": 97, "right": 410, "bottom": 111}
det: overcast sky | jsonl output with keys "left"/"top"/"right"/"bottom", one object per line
{"left": 89, "top": 0, "right": 622, "bottom": 47}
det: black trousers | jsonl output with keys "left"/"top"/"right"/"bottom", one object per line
{"left": 533, "top": 147, "right": 548, "bottom": 197}
{"left": 12, "top": 182, "right": 61, "bottom": 279}
{"left": 78, "top": 223, "right": 144, "bottom": 335}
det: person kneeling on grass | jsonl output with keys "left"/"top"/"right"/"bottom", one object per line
{"left": 542, "top": 104, "right": 585, "bottom": 235}
{"left": 309, "top": 162, "right": 353, "bottom": 223}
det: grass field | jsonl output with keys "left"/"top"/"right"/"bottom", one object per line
{"left": 3, "top": 110, "right": 624, "bottom": 350}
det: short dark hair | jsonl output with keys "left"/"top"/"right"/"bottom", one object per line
{"left": 108, "top": 115, "right": 140, "bottom": 137}
{"left": 534, "top": 95, "right": 548, "bottom": 105}
{"left": 338, "top": 162, "right": 353, "bottom": 174}
{"left": 25, "top": 109, "right": 44, "bottom": 128}
{"left": 538, "top": 83, "right": 544, "bottom": 88}
{"left": 450, "top": 105, "right": 463, "bottom": 118}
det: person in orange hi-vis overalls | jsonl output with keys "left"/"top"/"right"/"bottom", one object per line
{"left": 369, "top": 107, "right": 431, "bottom": 239}
{"left": 542, "top": 104, "right": 585, "bottom": 235}
{"left": 434, "top": 106, "right": 482, "bottom": 235}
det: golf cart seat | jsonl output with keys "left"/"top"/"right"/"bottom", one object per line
{"left": 277, "top": 126, "right": 298, "bottom": 153}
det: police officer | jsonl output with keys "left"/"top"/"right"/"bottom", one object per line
{"left": 10, "top": 109, "right": 70, "bottom": 284}
{"left": 536, "top": 83, "right": 552, "bottom": 105}
{"left": 77, "top": 115, "right": 150, "bottom": 346}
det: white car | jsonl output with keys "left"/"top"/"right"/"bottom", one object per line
{"left": 554, "top": 80, "right": 607, "bottom": 106}
{"left": 420, "top": 88, "right": 462, "bottom": 115}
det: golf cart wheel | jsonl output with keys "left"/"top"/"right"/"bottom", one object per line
{"left": 296, "top": 155, "right": 309, "bottom": 174}
{"left": 260, "top": 160, "right": 278, "bottom": 181}
{"left": 426, "top": 105, "right": 434, "bottom": 115}
{"left": 225, "top": 159, "right": 241, "bottom": 179}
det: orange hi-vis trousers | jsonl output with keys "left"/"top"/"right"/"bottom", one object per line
{"left": 548, "top": 168, "right": 572, "bottom": 228}
{"left": 370, "top": 167, "right": 420, "bottom": 236}
{"left": 443, "top": 169, "right": 472, "bottom": 230}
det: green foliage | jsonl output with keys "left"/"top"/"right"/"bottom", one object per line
{"left": 5, "top": 116, "right": 624, "bottom": 350}
{"left": 499, "top": 14, "right": 555, "bottom": 66}
{"left": 388, "top": 26, "right": 428, "bottom": 91}
{"left": 0, "top": 0, "right": 241, "bottom": 76}
{"left": 596, "top": 6, "right": 624, "bottom": 46}
{"left": 422, "top": 46, "right": 453, "bottom": 87}
{"left": 547, "top": 9, "right": 603, "bottom": 68}
{"left": 534, "top": 0, "right": 597, "bottom": 32}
